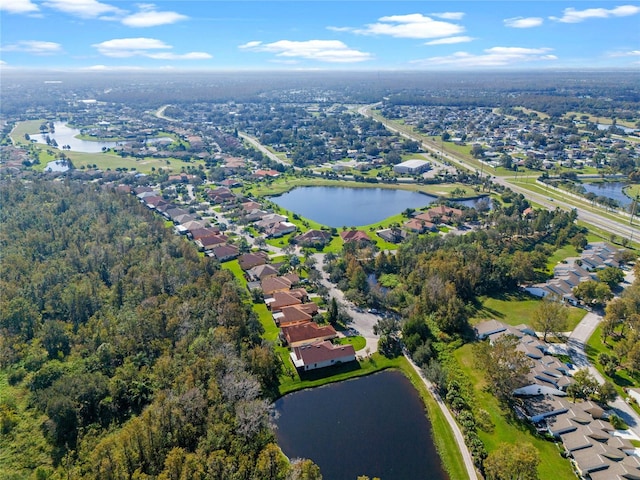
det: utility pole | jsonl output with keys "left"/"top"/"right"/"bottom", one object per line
{"left": 630, "top": 194, "right": 639, "bottom": 244}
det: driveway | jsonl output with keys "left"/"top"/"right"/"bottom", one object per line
{"left": 312, "top": 253, "right": 379, "bottom": 355}
{"left": 568, "top": 300, "right": 640, "bottom": 438}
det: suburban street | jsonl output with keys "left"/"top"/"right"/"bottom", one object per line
{"left": 311, "top": 253, "right": 380, "bottom": 355}
{"left": 567, "top": 270, "right": 640, "bottom": 439}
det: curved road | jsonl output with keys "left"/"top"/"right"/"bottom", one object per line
{"left": 311, "top": 253, "right": 478, "bottom": 479}
{"left": 568, "top": 270, "right": 640, "bottom": 439}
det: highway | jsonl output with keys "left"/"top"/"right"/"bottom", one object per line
{"left": 358, "top": 105, "right": 640, "bottom": 242}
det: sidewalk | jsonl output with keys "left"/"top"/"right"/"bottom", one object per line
{"left": 404, "top": 354, "right": 479, "bottom": 480}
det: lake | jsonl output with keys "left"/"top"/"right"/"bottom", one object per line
{"left": 582, "top": 182, "right": 632, "bottom": 208}
{"left": 33, "top": 122, "right": 172, "bottom": 153}
{"left": 270, "top": 186, "right": 487, "bottom": 227}
{"left": 274, "top": 370, "right": 448, "bottom": 480}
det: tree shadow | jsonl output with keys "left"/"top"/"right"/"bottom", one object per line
{"left": 297, "top": 360, "right": 362, "bottom": 381}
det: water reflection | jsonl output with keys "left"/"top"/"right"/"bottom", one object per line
{"left": 275, "top": 370, "right": 448, "bottom": 480}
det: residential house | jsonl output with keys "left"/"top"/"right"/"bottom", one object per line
{"left": 340, "top": 230, "right": 372, "bottom": 243}
{"left": 247, "top": 264, "right": 279, "bottom": 281}
{"left": 264, "top": 222, "right": 297, "bottom": 238}
{"left": 295, "top": 229, "right": 332, "bottom": 247}
{"left": 195, "top": 234, "right": 228, "bottom": 251}
{"left": 290, "top": 341, "right": 356, "bottom": 371}
{"left": 207, "top": 187, "right": 236, "bottom": 204}
{"left": 189, "top": 227, "right": 220, "bottom": 240}
{"left": 404, "top": 218, "right": 437, "bottom": 233}
{"left": 241, "top": 200, "right": 262, "bottom": 212}
{"left": 266, "top": 291, "right": 302, "bottom": 312}
{"left": 377, "top": 227, "right": 408, "bottom": 244}
{"left": 255, "top": 213, "right": 288, "bottom": 230}
{"left": 275, "top": 306, "right": 313, "bottom": 327}
{"left": 210, "top": 244, "right": 239, "bottom": 262}
{"left": 281, "top": 322, "right": 338, "bottom": 348}
{"left": 238, "top": 252, "right": 268, "bottom": 271}
{"left": 253, "top": 169, "right": 280, "bottom": 178}
{"left": 415, "top": 205, "right": 463, "bottom": 224}
{"left": 261, "top": 275, "right": 296, "bottom": 296}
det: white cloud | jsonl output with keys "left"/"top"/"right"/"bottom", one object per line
{"left": 550, "top": 5, "right": 640, "bottom": 23}
{"left": 330, "top": 13, "right": 464, "bottom": 39}
{"left": 431, "top": 12, "right": 465, "bottom": 20}
{"left": 93, "top": 37, "right": 211, "bottom": 60}
{"left": 413, "top": 46, "right": 557, "bottom": 68}
{"left": 146, "top": 52, "right": 212, "bottom": 60}
{"left": 425, "top": 36, "right": 474, "bottom": 45}
{"left": 608, "top": 49, "right": 640, "bottom": 57}
{"left": 81, "top": 64, "right": 144, "bottom": 71}
{"left": 0, "top": 0, "right": 39, "bottom": 14}
{"left": 1, "top": 40, "right": 62, "bottom": 54}
{"left": 43, "top": 0, "right": 123, "bottom": 18}
{"left": 122, "top": 4, "right": 188, "bottom": 27}
{"left": 504, "top": 17, "right": 543, "bottom": 28}
{"left": 239, "top": 39, "right": 372, "bottom": 63}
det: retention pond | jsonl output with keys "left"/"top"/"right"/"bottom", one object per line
{"left": 274, "top": 370, "right": 448, "bottom": 480}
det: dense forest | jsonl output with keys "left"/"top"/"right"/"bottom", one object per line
{"left": 0, "top": 180, "right": 315, "bottom": 479}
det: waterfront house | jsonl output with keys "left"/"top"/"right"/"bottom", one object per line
{"left": 290, "top": 341, "right": 356, "bottom": 371}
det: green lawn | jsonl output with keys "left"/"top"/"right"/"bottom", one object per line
{"left": 546, "top": 244, "right": 580, "bottom": 274}
{"left": 455, "top": 344, "right": 576, "bottom": 480}
{"left": 471, "top": 292, "right": 587, "bottom": 331}
{"left": 335, "top": 335, "right": 366, "bottom": 351}
{"left": 222, "top": 259, "right": 246, "bottom": 283}
{"left": 586, "top": 325, "right": 640, "bottom": 416}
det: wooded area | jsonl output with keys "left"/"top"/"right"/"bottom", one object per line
{"left": 0, "top": 180, "right": 308, "bottom": 479}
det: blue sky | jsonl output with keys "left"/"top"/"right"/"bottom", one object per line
{"left": 1, "top": 1, "right": 639, "bottom": 70}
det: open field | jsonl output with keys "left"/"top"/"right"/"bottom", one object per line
{"left": 455, "top": 344, "right": 577, "bottom": 480}
{"left": 471, "top": 292, "right": 587, "bottom": 331}
{"left": 565, "top": 111, "right": 639, "bottom": 130}
{"left": 11, "top": 120, "right": 203, "bottom": 174}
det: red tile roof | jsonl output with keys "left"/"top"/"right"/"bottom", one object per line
{"left": 340, "top": 230, "right": 371, "bottom": 243}
{"left": 292, "top": 341, "right": 356, "bottom": 366}
{"left": 282, "top": 322, "right": 337, "bottom": 346}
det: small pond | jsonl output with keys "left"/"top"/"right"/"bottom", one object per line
{"left": 582, "top": 182, "right": 632, "bottom": 208}
{"left": 597, "top": 124, "right": 638, "bottom": 134}
{"left": 274, "top": 370, "right": 448, "bottom": 480}
{"left": 45, "top": 160, "right": 71, "bottom": 172}
{"left": 32, "top": 121, "right": 172, "bottom": 153}
{"left": 270, "top": 186, "right": 488, "bottom": 227}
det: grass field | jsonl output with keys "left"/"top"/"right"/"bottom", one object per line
{"left": 471, "top": 292, "right": 587, "bottom": 331}
{"left": 335, "top": 335, "right": 367, "bottom": 351}
{"left": 546, "top": 244, "right": 580, "bottom": 274}
{"left": 11, "top": 120, "right": 205, "bottom": 174}
{"left": 455, "top": 344, "right": 577, "bottom": 480}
